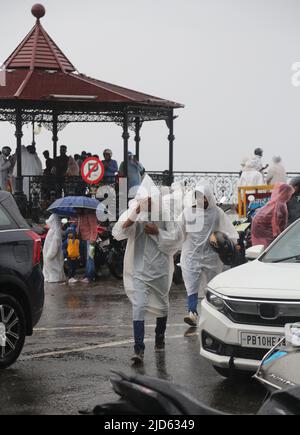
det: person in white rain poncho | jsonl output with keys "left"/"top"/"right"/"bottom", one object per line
{"left": 266, "top": 156, "right": 287, "bottom": 185}
{"left": 13, "top": 145, "right": 43, "bottom": 199}
{"left": 162, "top": 181, "right": 185, "bottom": 221}
{"left": 239, "top": 160, "right": 265, "bottom": 187}
{"left": 180, "top": 185, "right": 238, "bottom": 327}
{"left": 43, "top": 214, "right": 65, "bottom": 283}
{"left": 113, "top": 175, "right": 183, "bottom": 365}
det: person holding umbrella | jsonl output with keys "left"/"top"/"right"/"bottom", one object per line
{"left": 47, "top": 196, "right": 106, "bottom": 283}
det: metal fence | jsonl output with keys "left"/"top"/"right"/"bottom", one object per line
{"left": 23, "top": 171, "right": 300, "bottom": 220}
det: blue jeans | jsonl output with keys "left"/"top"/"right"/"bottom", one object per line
{"left": 85, "top": 241, "right": 95, "bottom": 281}
{"left": 188, "top": 293, "right": 198, "bottom": 314}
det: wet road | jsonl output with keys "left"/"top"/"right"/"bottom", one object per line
{"left": 0, "top": 278, "right": 266, "bottom": 415}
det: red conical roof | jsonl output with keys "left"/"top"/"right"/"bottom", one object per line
{"left": 4, "top": 20, "right": 76, "bottom": 72}
{"left": 0, "top": 5, "right": 183, "bottom": 108}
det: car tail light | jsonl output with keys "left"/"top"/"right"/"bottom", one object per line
{"left": 26, "top": 231, "right": 42, "bottom": 265}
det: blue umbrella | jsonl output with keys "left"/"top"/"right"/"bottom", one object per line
{"left": 47, "top": 196, "right": 107, "bottom": 217}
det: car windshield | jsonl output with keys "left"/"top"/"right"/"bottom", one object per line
{"left": 262, "top": 220, "right": 300, "bottom": 263}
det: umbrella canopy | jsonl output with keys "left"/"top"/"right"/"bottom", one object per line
{"left": 47, "top": 196, "right": 106, "bottom": 217}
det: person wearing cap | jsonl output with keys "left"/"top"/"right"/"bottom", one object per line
{"left": 102, "top": 149, "right": 118, "bottom": 185}
{"left": 266, "top": 156, "right": 287, "bottom": 185}
{"left": 0, "top": 146, "right": 12, "bottom": 191}
{"left": 288, "top": 177, "right": 300, "bottom": 226}
{"left": 119, "top": 152, "right": 145, "bottom": 198}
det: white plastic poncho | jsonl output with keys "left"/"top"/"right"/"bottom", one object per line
{"left": 162, "top": 181, "right": 185, "bottom": 222}
{"left": 180, "top": 185, "right": 238, "bottom": 298}
{"left": 239, "top": 161, "right": 265, "bottom": 187}
{"left": 266, "top": 157, "right": 287, "bottom": 185}
{"left": 13, "top": 146, "right": 43, "bottom": 199}
{"left": 43, "top": 214, "right": 65, "bottom": 283}
{"left": 113, "top": 175, "right": 184, "bottom": 321}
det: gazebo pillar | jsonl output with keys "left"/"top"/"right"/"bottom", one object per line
{"left": 134, "top": 117, "right": 141, "bottom": 161}
{"left": 14, "top": 108, "right": 27, "bottom": 214}
{"left": 122, "top": 110, "right": 129, "bottom": 180}
{"left": 167, "top": 109, "right": 175, "bottom": 186}
{"left": 52, "top": 110, "right": 58, "bottom": 158}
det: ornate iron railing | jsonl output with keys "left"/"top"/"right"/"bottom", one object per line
{"left": 148, "top": 171, "right": 300, "bottom": 204}
{"left": 22, "top": 171, "right": 300, "bottom": 220}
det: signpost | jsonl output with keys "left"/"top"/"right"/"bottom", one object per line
{"left": 81, "top": 157, "right": 105, "bottom": 185}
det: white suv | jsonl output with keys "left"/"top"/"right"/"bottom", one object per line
{"left": 199, "top": 219, "right": 300, "bottom": 378}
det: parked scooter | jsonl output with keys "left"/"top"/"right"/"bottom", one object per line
{"left": 254, "top": 323, "right": 300, "bottom": 394}
{"left": 84, "top": 370, "right": 300, "bottom": 415}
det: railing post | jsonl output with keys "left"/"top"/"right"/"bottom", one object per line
{"left": 167, "top": 109, "right": 175, "bottom": 187}
{"left": 14, "top": 108, "right": 28, "bottom": 216}
{"left": 52, "top": 109, "right": 58, "bottom": 159}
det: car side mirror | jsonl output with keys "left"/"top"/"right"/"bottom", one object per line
{"left": 246, "top": 245, "right": 265, "bottom": 260}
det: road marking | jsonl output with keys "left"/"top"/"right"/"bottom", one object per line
{"left": 21, "top": 334, "right": 191, "bottom": 360}
{"left": 34, "top": 324, "right": 185, "bottom": 332}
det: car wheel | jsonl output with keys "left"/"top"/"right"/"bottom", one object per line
{"left": 213, "top": 366, "right": 254, "bottom": 379}
{"left": 0, "top": 294, "right": 26, "bottom": 369}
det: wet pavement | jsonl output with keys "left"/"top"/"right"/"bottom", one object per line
{"left": 0, "top": 277, "right": 266, "bottom": 415}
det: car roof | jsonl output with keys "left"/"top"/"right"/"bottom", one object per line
{"left": 0, "top": 191, "right": 29, "bottom": 229}
{"left": 0, "top": 191, "right": 12, "bottom": 204}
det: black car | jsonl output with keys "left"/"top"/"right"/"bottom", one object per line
{"left": 0, "top": 191, "right": 44, "bottom": 369}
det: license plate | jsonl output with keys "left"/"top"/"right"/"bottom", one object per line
{"left": 240, "top": 333, "right": 283, "bottom": 349}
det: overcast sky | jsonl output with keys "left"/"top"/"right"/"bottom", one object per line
{"left": 1, "top": 0, "right": 300, "bottom": 172}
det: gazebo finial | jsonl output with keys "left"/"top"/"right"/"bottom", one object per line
{"left": 31, "top": 3, "right": 46, "bottom": 20}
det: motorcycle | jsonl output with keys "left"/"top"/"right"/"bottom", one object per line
{"left": 84, "top": 370, "right": 300, "bottom": 416}
{"left": 94, "top": 224, "right": 126, "bottom": 280}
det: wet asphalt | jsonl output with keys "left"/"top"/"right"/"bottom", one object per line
{"left": 0, "top": 274, "right": 266, "bottom": 415}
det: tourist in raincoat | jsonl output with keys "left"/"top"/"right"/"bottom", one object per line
{"left": 180, "top": 185, "right": 238, "bottom": 327}
{"left": 239, "top": 160, "right": 265, "bottom": 187}
{"left": 112, "top": 175, "right": 183, "bottom": 365}
{"left": 13, "top": 145, "right": 43, "bottom": 199}
{"left": 43, "top": 214, "right": 66, "bottom": 283}
{"left": 252, "top": 183, "right": 294, "bottom": 248}
{"left": 266, "top": 156, "right": 287, "bottom": 185}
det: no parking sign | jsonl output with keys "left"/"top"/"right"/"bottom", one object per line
{"left": 81, "top": 157, "right": 105, "bottom": 185}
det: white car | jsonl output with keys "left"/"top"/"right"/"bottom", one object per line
{"left": 199, "top": 219, "right": 300, "bottom": 378}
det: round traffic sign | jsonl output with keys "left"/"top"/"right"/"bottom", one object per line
{"left": 81, "top": 157, "right": 105, "bottom": 185}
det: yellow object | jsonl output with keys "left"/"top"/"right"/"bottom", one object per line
{"left": 238, "top": 185, "right": 274, "bottom": 218}
{"left": 67, "top": 238, "right": 80, "bottom": 259}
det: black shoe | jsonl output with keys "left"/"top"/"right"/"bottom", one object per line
{"left": 131, "top": 350, "right": 144, "bottom": 366}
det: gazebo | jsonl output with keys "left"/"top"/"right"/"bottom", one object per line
{"left": 0, "top": 4, "right": 183, "bottom": 212}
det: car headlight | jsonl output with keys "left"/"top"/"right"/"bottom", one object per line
{"left": 206, "top": 289, "right": 226, "bottom": 311}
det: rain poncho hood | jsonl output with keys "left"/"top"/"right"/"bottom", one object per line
{"left": 43, "top": 214, "right": 65, "bottom": 283}
{"left": 113, "top": 175, "right": 183, "bottom": 320}
{"left": 180, "top": 185, "right": 238, "bottom": 297}
{"left": 266, "top": 158, "right": 287, "bottom": 185}
{"left": 162, "top": 181, "right": 185, "bottom": 221}
{"left": 252, "top": 183, "right": 294, "bottom": 248}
